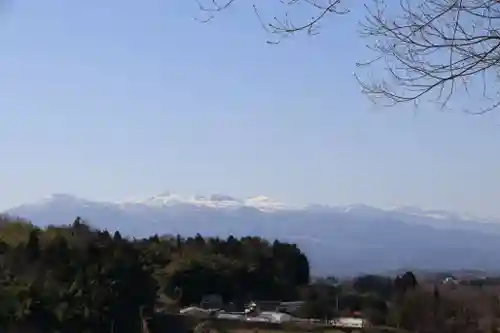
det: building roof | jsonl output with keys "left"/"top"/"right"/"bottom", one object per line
{"left": 331, "top": 317, "right": 368, "bottom": 328}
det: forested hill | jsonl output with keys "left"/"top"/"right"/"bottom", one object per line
{"left": 0, "top": 214, "right": 310, "bottom": 332}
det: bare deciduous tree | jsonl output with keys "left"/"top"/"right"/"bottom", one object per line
{"left": 357, "top": 0, "right": 500, "bottom": 113}
{"left": 196, "top": 0, "right": 500, "bottom": 113}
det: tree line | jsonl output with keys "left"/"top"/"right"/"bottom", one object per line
{"left": 0, "top": 215, "right": 309, "bottom": 332}
{"left": 302, "top": 272, "right": 500, "bottom": 333}
{"left": 0, "top": 214, "right": 498, "bottom": 333}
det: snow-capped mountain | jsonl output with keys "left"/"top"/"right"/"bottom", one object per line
{"left": 4, "top": 192, "right": 500, "bottom": 276}
{"left": 117, "top": 191, "right": 300, "bottom": 212}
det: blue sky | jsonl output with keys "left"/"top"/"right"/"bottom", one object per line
{"left": 0, "top": 0, "right": 499, "bottom": 217}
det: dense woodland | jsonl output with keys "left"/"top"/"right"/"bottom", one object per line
{"left": 0, "top": 215, "right": 310, "bottom": 332}
{"left": 0, "top": 214, "right": 498, "bottom": 333}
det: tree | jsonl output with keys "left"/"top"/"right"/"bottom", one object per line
{"left": 297, "top": 282, "right": 338, "bottom": 319}
{"left": 196, "top": 0, "right": 500, "bottom": 113}
{"left": 394, "top": 271, "right": 418, "bottom": 296}
{"left": 113, "top": 231, "right": 123, "bottom": 242}
{"left": 25, "top": 230, "right": 41, "bottom": 262}
{"left": 356, "top": 0, "right": 500, "bottom": 114}
{"left": 353, "top": 274, "right": 394, "bottom": 299}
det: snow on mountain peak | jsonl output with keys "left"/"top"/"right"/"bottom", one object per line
{"left": 114, "top": 192, "right": 296, "bottom": 211}
{"left": 244, "top": 196, "right": 302, "bottom": 211}
{"left": 42, "top": 193, "right": 81, "bottom": 202}
{"left": 6, "top": 193, "right": 500, "bottom": 277}
{"left": 10, "top": 192, "right": 496, "bottom": 222}
{"left": 142, "top": 192, "right": 185, "bottom": 206}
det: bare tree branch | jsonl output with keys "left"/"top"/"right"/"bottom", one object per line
{"left": 195, "top": 0, "right": 500, "bottom": 114}
{"left": 194, "top": 0, "right": 348, "bottom": 43}
{"left": 356, "top": 0, "right": 500, "bottom": 113}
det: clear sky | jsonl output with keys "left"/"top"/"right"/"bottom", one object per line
{"left": 0, "top": 0, "right": 499, "bottom": 217}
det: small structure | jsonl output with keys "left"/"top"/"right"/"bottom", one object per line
{"left": 249, "top": 301, "right": 281, "bottom": 312}
{"left": 246, "top": 300, "right": 305, "bottom": 314}
{"left": 330, "top": 317, "right": 369, "bottom": 329}
{"left": 217, "top": 312, "right": 245, "bottom": 320}
{"left": 258, "top": 311, "right": 293, "bottom": 323}
{"left": 442, "top": 276, "right": 459, "bottom": 285}
{"left": 277, "top": 301, "right": 305, "bottom": 313}
{"left": 244, "top": 311, "right": 293, "bottom": 323}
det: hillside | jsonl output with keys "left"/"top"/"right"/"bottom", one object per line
{"left": 0, "top": 215, "right": 491, "bottom": 333}
{"left": 5, "top": 192, "right": 500, "bottom": 276}
{"left": 0, "top": 215, "right": 310, "bottom": 332}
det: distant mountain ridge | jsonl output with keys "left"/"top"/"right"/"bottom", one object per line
{"left": 116, "top": 191, "right": 301, "bottom": 211}
{"left": 4, "top": 192, "right": 500, "bottom": 277}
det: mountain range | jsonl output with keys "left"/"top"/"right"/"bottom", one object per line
{"left": 4, "top": 192, "right": 500, "bottom": 277}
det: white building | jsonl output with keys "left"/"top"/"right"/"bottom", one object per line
{"left": 257, "top": 311, "right": 293, "bottom": 323}
{"left": 330, "top": 317, "right": 369, "bottom": 328}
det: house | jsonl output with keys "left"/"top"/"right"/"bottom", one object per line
{"left": 248, "top": 301, "right": 281, "bottom": 312}
{"left": 246, "top": 300, "right": 305, "bottom": 314}
{"left": 243, "top": 311, "right": 294, "bottom": 323}
{"left": 277, "top": 301, "right": 305, "bottom": 313}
